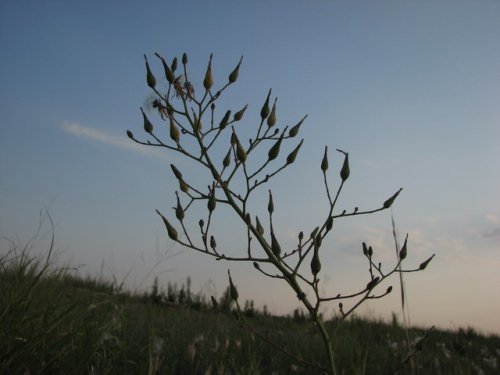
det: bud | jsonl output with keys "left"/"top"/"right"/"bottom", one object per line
{"left": 235, "top": 139, "right": 247, "bottom": 163}
{"left": 260, "top": 89, "right": 272, "bottom": 120}
{"left": 219, "top": 110, "right": 231, "bottom": 129}
{"left": 383, "top": 188, "right": 403, "bottom": 209}
{"left": 182, "top": 53, "right": 188, "bottom": 65}
{"left": 267, "top": 100, "right": 277, "bottom": 128}
{"left": 386, "top": 286, "right": 393, "bottom": 294}
{"left": 169, "top": 117, "right": 180, "bottom": 144}
{"left": 228, "top": 56, "right": 243, "bottom": 83}
{"left": 126, "top": 130, "right": 134, "bottom": 140}
{"left": 399, "top": 234, "right": 408, "bottom": 260}
{"left": 321, "top": 146, "right": 328, "bottom": 172}
{"left": 289, "top": 115, "right": 307, "bottom": 137}
{"left": 170, "top": 164, "right": 183, "bottom": 179}
{"left": 156, "top": 210, "right": 178, "bottom": 241}
{"left": 171, "top": 57, "right": 178, "bottom": 72}
{"left": 203, "top": 54, "right": 214, "bottom": 90}
{"left": 362, "top": 242, "right": 368, "bottom": 256}
{"left": 210, "top": 235, "right": 216, "bottom": 250}
{"left": 253, "top": 261, "right": 260, "bottom": 269}
{"left": 144, "top": 55, "right": 156, "bottom": 89}
{"left": 339, "top": 151, "right": 350, "bottom": 181}
{"left": 175, "top": 195, "right": 184, "bottom": 221}
{"left": 298, "top": 231, "right": 304, "bottom": 241}
{"left": 268, "top": 133, "right": 284, "bottom": 161}
{"left": 256, "top": 216, "right": 264, "bottom": 235}
{"left": 286, "top": 140, "right": 303, "bottom": 165}
{"left": 223, "top": 149, "right": 231, "bottom": 168}
{"left": 271, "top": 230, "right": 281, "bottom": 257}
{"left": 199, "top": 219, "right": 204, "bottom": 229}
{"left": 366, "top": 277, "right": 380, "bottom": 290}
{"left": 268, "top": 190, "right": 274, "bottom": 214}
{"left": 311, "top": 249, "right": 321, "bottom": 276}
{"left": 233, "top": 105, "right": 247, "bottom": 122}
{"left": 141, "top": 108, "right": 153, "bottom": 133}
{"left": 207, "top": 188, "right": 216, "bottom": 212}
{"left": 228, "top": 270, "right": 239, "bottom": 301}
{"left": 179, "top": 178, "right": 189, "bottom": 193}
{"left": 419, "top": 254, "right": 435, "bottom": 270}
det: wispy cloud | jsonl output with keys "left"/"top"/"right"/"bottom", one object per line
{"left": 61, "top": 122, "right": 166, "bottom": 158}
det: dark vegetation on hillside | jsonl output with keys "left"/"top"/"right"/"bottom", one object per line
{"left": 1, "top": 248, "right": 499, "bottom": 375}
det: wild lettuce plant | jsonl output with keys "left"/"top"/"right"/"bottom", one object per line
{"left": 127, "top": 53, "right": 435, "bottom": 375}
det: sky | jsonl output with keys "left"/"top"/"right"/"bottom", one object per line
{"left": 1, "top": 1, "right": 499, "bottom": 335}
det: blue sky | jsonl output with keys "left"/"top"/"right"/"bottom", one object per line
{"left": 1, "top": 1, "right": 499, "bottom": 334}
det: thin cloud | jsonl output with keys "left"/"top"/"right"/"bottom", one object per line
{"left": 61, "top": 122, "right": 166, "bottom": 158}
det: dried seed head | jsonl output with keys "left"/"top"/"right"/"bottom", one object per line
{"left": 223, "top": 149, "right": 231, "bottom": 168}
{"left": 289, "top": 115, "right": 307, "bottom": 137}
{"left": 268, "top": 133, "right": 284, "bottom": 161}
{"left": 311, "top": 250, "right": 321, "bottom": 276}
{"left": 267, "top": 100, "right": 277, "bottom": 128}
{"left": 157, "top": 210, "right": 178, "bottom": 241}
{"left": 228, "top": 270, "right": 239, "bottom": 301}
{"left": 207, "top": 187, "right": 216, "bottom": 212}
{"left": 141, "top": 108, "right": 154, "bottom": 133}
{"left": 399, "top": 234, "right": 408, "bottom": 260}
{"left": 228, "top": 56, "right": 243, "bottom": 83}
{"left": 144, "top": 55, "right": 156, "bottom": 89}
{"left": 271, "top": 230, "right": 281, "bottom": 257}
{"left": 155, "top": 53, "right": 175, "bottom": 83}
{"left": 233, "top": 104, "right": 247, "bottom": 122}
{"left": 203, "top": 54, "right": 214, "bottom": 90}
{"left": 169, "top": 117, "right": 180, "bottom": 144}
{"left": 260, "top": 89, "right": 272, "bottom": 120}
{"left": 219, "top": 110, "right": 231, "bottom": 129}
{"left": 383, "top": 188, "right": 403, "bottom": 209}
{"left": 286, "top": 140, "right": 303, "bottom": 165}
{"left": 267, "top": 190, "right": 274, "bottom": 215}
{"left": 321, "top": 146, "right": 328, "bottom": 172}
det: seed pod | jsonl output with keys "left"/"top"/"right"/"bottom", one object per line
{"left": 386, "top": 286, "right": 393, "bottom": 294}
{"left": 362, "top": 242, "right": 368, "bottom": 256}
{"left": 228, "top": 271, "right": 239, "bottom": 301}
{"left": 298, "top": 231, "right": 304, "bottom": 241}
{"left": 179, "top": 178, "right": 189, "bottom": 193}
{"left": 311, "top": 249, "right": 321, "bottom": 276}
{"left": 193, "top": 114, "right": 202, "bottom": 133}
{"left": 383, "top": 188, "right": 403, "bottom": 209}
{"left": 271, "top": 230, "right": 281, "bottom": 257}
{"left": 157, "top": 210, "right": 178, "bottom": 241}
{"left": 340, "top": 152, "right": 350, "bottom": 181}
{"left": 326, "top": 216, "right": 334, "bottom": 231}
{"left": 256, "top": 216, "right": 264, "bottom": 235}
{"left": 321, "top": 146, "right": 328, "bottom": 172}
{"left": 286, "top": 140, "right": 303, "bottom": 164}
{"left": 236, "top": 139, "right": 247, "bottom": 163}
{"left": 267, "top": 100, "right": 277, "bottom": 128}
{"left": 368, "top": 246, "right": 373, "bottom": 257}
{"left": 155, "top": 53, "right": 175, "bottom": 83}
{"left": 223, "top": 149, "right": 231, "bottom": 168}
{"left": 203, "top": 54, "right": 214, "bottom": 90}
{"left": 366, "top": 277, "right": 380, "bottom": 290}
{"left": 219, "top": 110, "right": 231, "bottom": 130}
{"left": 169, "top": 117, "right": 180, "bottom": 144}
{"left": 126, "top": 130, "right": 134, "bottom": 140}
{"left": 399, "top": 234, "right": 408, "bottom": 260}
{"left": 199, "top": 219, "right": 204, "bottom": 229}
{"left": 260, "top": 89, "right": 272, "bottom": 120}
{"left": 419, "top": 254, "right": 435, "bottom": 270}
{"left": 141, "top": 108, "right": 153, "bottom": 133}
{"left": 210, "top": 235, "right": 216, "bottom": 250}
{"left": 207, "top": 188, "right": 216, "bottom": 212}
{"left": 268, "top": 133, "right": 284, "bottom": 161}
{"left": 253, "top": 261, "right": 260, "bottom": 269}
{"left": 268, "top": 190, "right": 274, "bottom": 214}
{"left": 289, "top": 115, "right": 307, "bottom": 137}
{"left": 233, "top": 105, "right": 247, "bottom": 122}
{"left": 171, "top": 57, "right": 178, "bottom": 72}
{"left": 144, "top": 55, "right": 156, "bottom": 89}
{"left": 170, "top": 164, "right": 183, "bottom": 179}
{"left": 228, "top": 56, "right": 243, "bottom": 83}
{"left": 181, "top": 52, "right": 188, "bottom": 65}
{"left": 175, "top": 195, "right": 184, "bottom": 221}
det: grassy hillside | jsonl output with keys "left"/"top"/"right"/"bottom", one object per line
{"left": 1, "top": 246, "right": 499, "bottom": 375}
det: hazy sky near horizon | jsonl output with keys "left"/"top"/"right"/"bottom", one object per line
{"left": 1, "top": 1, "right": 499, "bottom": 335}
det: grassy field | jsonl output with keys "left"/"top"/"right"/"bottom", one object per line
{"left": 1, "top": 244, "right": 499, "bottom": 375}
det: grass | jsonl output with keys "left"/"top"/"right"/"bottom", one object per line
{"left": 1, "top": 240, "right": 499, "bottom": 375}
